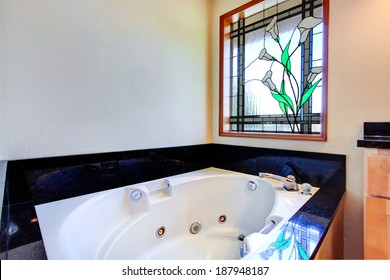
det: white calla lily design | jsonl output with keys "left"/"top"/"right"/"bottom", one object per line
{"left": 261, "top": 70, "right": 277, "bottom": 91}
{"left": 297, "top": 16, "right": 322, "bottom": 44}
{"left": 258, "top": 48, "right": 275, "bottom": 61}
{"left": 265, "top": 16, "right": 279, "bottom": 42}
{"left": 307, "top": 66, "right": 322, "bottom": 84}
{"left": 245, "top": 12, "right": 324, "bottom": 134}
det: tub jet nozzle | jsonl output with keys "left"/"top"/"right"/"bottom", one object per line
{"left": 247, "top": 181, "right": 257, "bottom": 191}
{"left": 237, "top": 234, "right": 246, "bottom": 241}
{"left": 131, "top": 190, "right": 142, "bottom": 201}
{"left": 189, "top": 222, "right": 201, "bottom": 234}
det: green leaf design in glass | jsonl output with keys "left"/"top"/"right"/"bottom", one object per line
{"left": 280, "top": 79, "right": 286, "bottom": 95}
{"left": 271, "top": 93, "right": 294, "bottom": 113}
{"left": 281, "top": 40, "right": 292, "bottom": 75}
{"left": 270, "top": 230, "right": 292, "bottom": 252}
{"left": 279, "top": 103, "right": 288, "bottom": 115}
{"left": 272, "top": 80, "right": 294, "bottom": 114}
{"left": 299, "top": 79, "right": 322, "bottom": 110}
{"left": 296, "top": 241, "right": 309, "bottom": 260}
{"left": 242, "top": 8, "right": 324, "bottom": 134}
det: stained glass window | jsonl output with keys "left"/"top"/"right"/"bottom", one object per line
{"left": 219, "top": 0, "right": 328, "bottom": 140}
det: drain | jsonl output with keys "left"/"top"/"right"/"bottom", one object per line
{"left": 156, "top": 226, "right": 166, "bottom": 238}
{"left": 218, "top": 214, "right": 227, "bottom": 224}
{"left": 189, "top": 222, "right": 201, "bottom": 234}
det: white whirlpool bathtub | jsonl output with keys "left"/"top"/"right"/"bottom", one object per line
{"left": 35, "top": 168, "right": 318, "bottom": 260}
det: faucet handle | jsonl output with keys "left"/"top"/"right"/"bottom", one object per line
{"left": 286, "top": 174, "right": 296, "bottom": 182}
{"left": 258, "top": 172, "right": 298, "bottom": 191}
{"left": 258, "top": 172, "right": 270, "bottom": 179}
{"left": 285, "top": 174, "right": 299, "bottom": 191}
{"left": 301, "top": 183, "right": 312, "bottom": 195}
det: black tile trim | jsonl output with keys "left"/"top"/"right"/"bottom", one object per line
{"left": 1, "top": 143, "right": 346, "bottom": 258}
{"left": 357, "top": 122, "right": 390, "bottom": 149}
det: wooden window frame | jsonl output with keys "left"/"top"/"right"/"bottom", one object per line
{"left": 219, "top": 0, "right": 329, "bottom": 141}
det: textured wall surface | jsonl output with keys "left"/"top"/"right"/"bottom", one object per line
{"left": 0, "top": 0, "right": 211, "bottom": 160}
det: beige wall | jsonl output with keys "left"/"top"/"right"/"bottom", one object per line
{"left": 0, "top": 0, "right": 211, "bottom": 160}
{"left": 211, "top": 0, "right": 390, "bottom": 259}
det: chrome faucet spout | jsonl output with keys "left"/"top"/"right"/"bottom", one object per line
{"left": 258, "top": 172, "right": 298, "bottom": 191}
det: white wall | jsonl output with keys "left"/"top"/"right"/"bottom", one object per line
{"left": 0, "top": 0, "right": 211, "bottom": 160}
{"left": 211, "top": 0, "right": 390, "bottom": 259}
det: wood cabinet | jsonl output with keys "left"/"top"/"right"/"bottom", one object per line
{"left": 314, "top": 195, "right": 345, "bottom": 260}
{"left": 364, "top": 152, "right": 390, "bottom": 259}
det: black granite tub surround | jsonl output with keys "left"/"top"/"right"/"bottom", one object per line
{"left": 0, "top": 143, "right": 346, "bottom": 259}
{"left": 1, "top": 144, "right": 213, "bottom": 255}
{"left": 212, "top": 144, "right": 345, "bottom": 190}
{"left": 357, "top": 122, "right": 390, "bottom": 149}
{"left": 7, "top": 144, "right": 214, "bottom": 205}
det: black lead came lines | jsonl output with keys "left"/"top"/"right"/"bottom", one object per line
{"left": 215, "top": 266, "right": 269, "bottom": 276}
